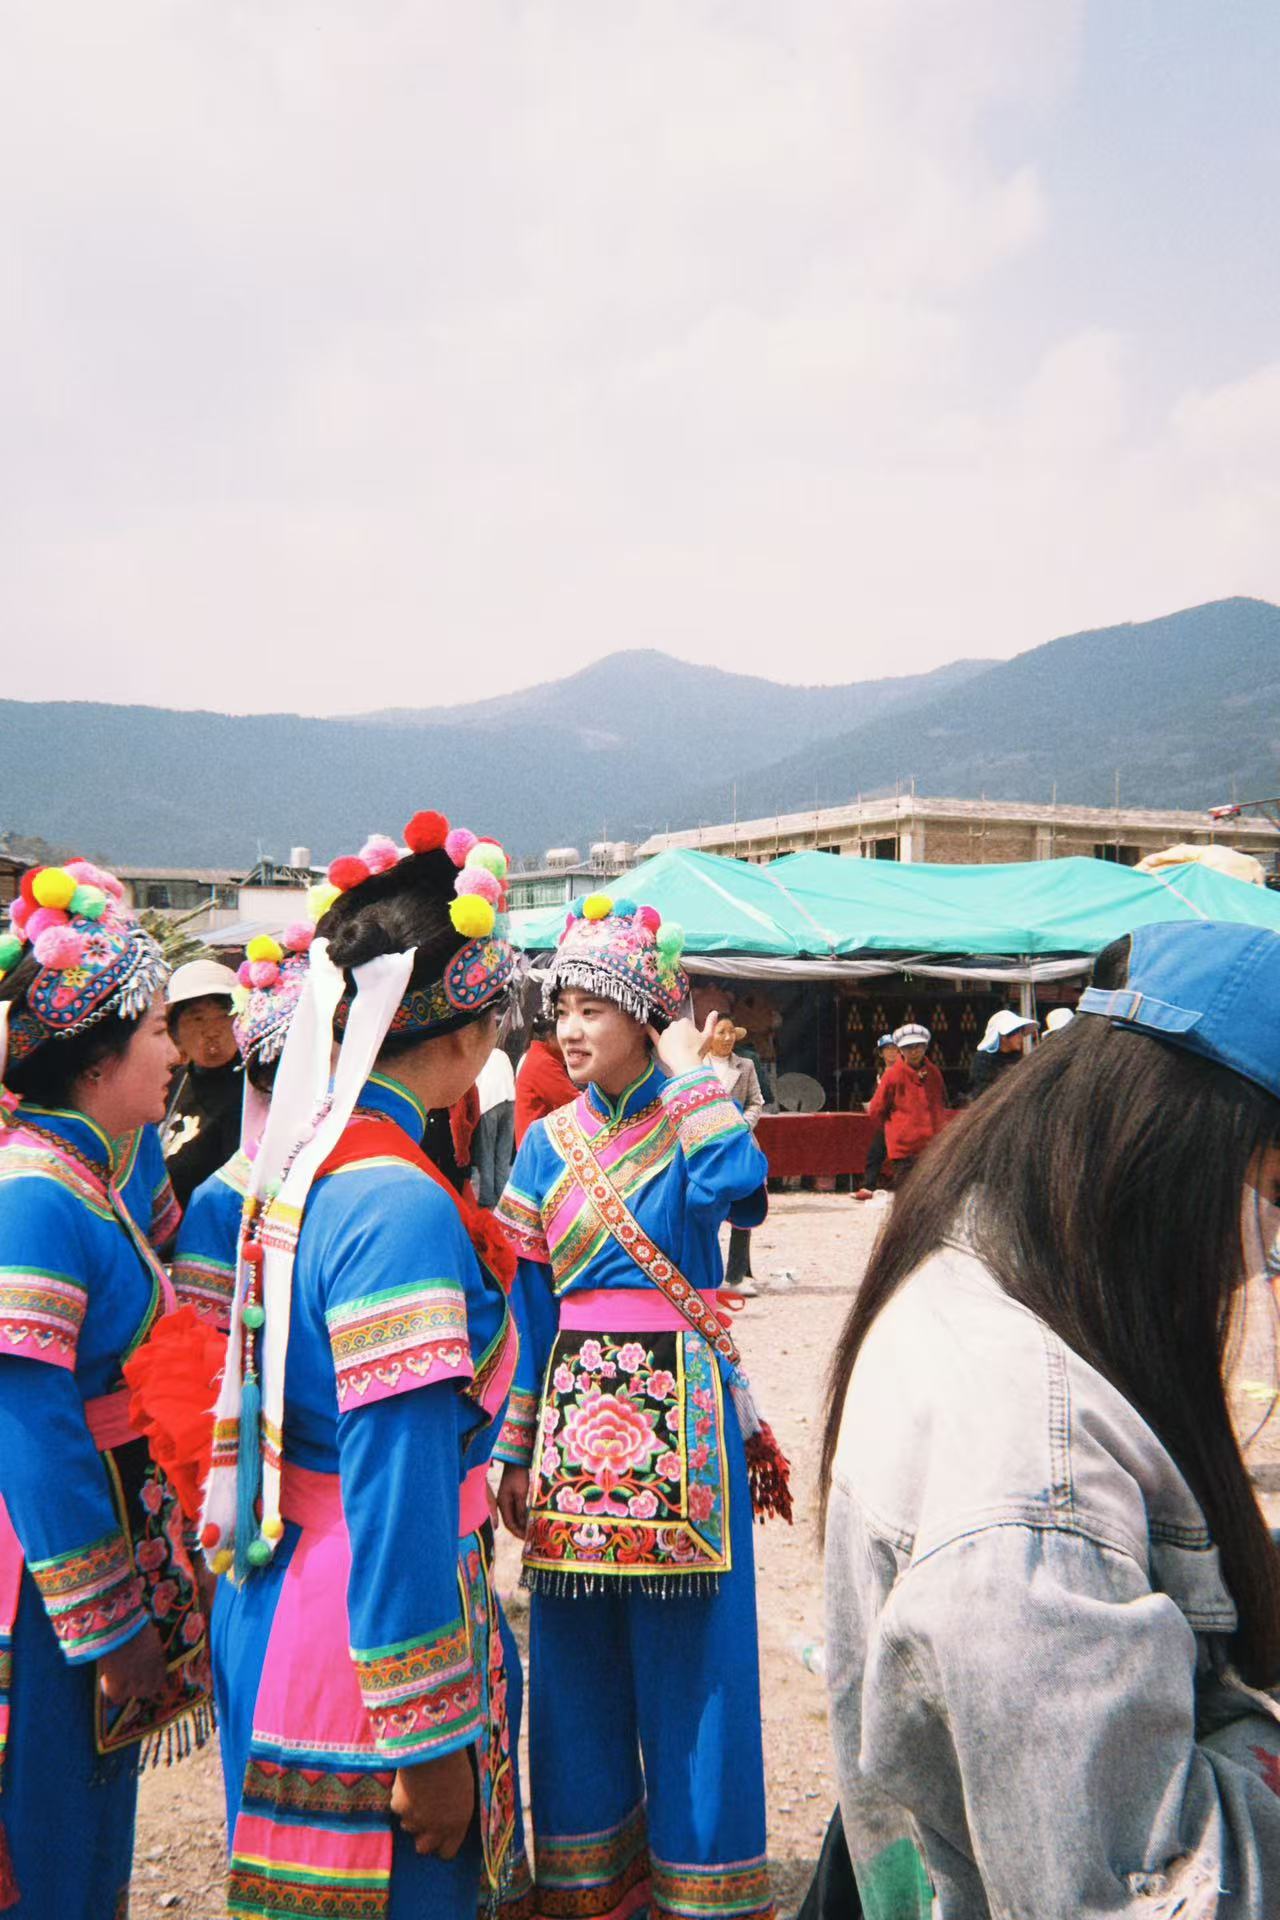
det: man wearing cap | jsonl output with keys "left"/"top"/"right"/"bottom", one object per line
{"left": 864, "top": 1024, "right": 947, "bottom": 1187}
{"left": 969, "top": 1007, "right": 1037, "bottom": 1099}
{"left": 162, "top": 957, "right": 242, "bottom": 1208}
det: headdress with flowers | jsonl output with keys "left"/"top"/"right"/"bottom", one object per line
{"left": 544, "top": 892, "right": 688, "bottom": 1027}
{"left": 0, "top": 860, "right": 168, "bottom": 1076}
{"left": 231, "top": 924, "right": 315, "bottom": 1069}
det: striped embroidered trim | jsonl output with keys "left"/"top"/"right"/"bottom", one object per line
{"left": 535, "top": 1802, "right": 651, "bottom": 1920}
{"left": 650, "top": 1853, "right": 774, "bottom": 1920}
{"left": 495, "top": 1183, "right": 549, "bottom": 1262}
{"left": 493, "top": 1386, "right": 539, "bottom": 1467}
{"left": 0, "top": 1151, "right": 116, "bottom": 1224}
{"left": 240, "top": 1756, "right": 393, "bottom": 1825}
{"left": 227, "top": 1854, "right": 390, "bottom": 1919}
{"left": 170, "top": 1253, "right": 236, "bottom": 1329}
{"left": 149, "top": 1179, "right": 181, "bottom": 1249}
{"left": 0, "top": 1266, "right": 88, "bottom": 1369}
{"left": 351, "top": 1618, "right": 481, "bottom": 1762}
{"left": 660, "top": 1071, "right": 748, "bottom": 1157}
{"left": 325, "top": 1281, "right": 472, "bottom": 1410}
{"left": 28, "top": 1528, "right": 146, "bottom": 1662}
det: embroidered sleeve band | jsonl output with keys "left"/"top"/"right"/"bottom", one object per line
{"left": 494, "top": 1185, "right": 550, "bottom": 1263}
{"left": 493, "top": 1387, "right": 539, "bottom": 1468}
{"left": 660, "top": 1069, "right": 750, "bottom": 1157}
{"left": 351, "top": 1617, "right": 482, "bottom": 1762}
{"left": 170, "top": 1254, "right": 236, "bottom": 1331}
{"left": 326, "top": 1281, "right": 472, "bottom": 1411}
{"left": 28, "top": 1527, "right": 147, "bottom": 1663}
{"left": 0, "top": 1267, "right": 88, "bottom": 1370}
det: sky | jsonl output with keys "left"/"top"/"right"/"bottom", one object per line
{"left": 2, "top": 1, "right": 1279, "bottom": 715}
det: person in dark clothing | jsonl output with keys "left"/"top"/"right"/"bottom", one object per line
{"left": 968, "top": 1009, "right": 1037, "bottom": 1100}
{"left": 161, "top": 958, "right": 243, "bottom": 1209}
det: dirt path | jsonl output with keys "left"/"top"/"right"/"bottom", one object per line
{"left": 132, "top": 1193, "right": 1280, "bottom": 1915}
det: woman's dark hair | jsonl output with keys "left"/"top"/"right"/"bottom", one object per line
{"left": 0, "top": 953, "right": 138, "bottom": 1109}
{"left": 820, "top": 936, "right": 1280, "bottom": 1685}
{"left": 317, "top": 850, "right": 488, "bottom": 1057}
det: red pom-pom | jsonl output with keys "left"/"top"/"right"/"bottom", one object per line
{"left": 19, "top": 869, "right": 41, "bottom": 908}
{"left": 404, "top": 810, "right": 450, "bottom": 855}
{"left": 122, "top": 1305, "right": 228, "bottom": 1522}
{"left": 328, "top": 855, "right": 371, "bottom": 891}
{"left": 639, "top": 905, "right": 662, "bottom": 932}
{"left": 200, "top": 1522, "right": 220, "bottom": 1549}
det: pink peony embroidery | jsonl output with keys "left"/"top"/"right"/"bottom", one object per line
{"left": 539, "top": 1444, "right": 561, "bottom": 1479}
{"left": 542, "top": 1404, "right": 561, "bottom": 1433}
{"left": 628, "top": 1489, "right": 659, "bottom": 1519}
{"left": 577, "top": 1339, "right": 604, "bottom": 1372}
{"left": 561, "top": 1392, "right": 663, "bottom": 1490}
{"left": 140, "top": 1478, "right": 164, "bottom": 1515}
{"left": 688, "top": 1483, "right": 716, "bottom": 1523}
{"left": 135, "top": 1537, "right": 168, "bottom": 1573}
{"left": 149, "top": 1579, "right": 179, "bottom": 1619}
{"left": 552, "top": 1364, "right": 575, "bottom": 1395}
{"left": 555, "top": 1487, "right": 585, "bottom": 1514}
{"left": 656, "top": 1450, "right": 682, "bottom": 1482}
{"left": 689, "top": 1442, "right": 711, "bottom": 1471}
{"left": 647, "top": 1368, "right": 675, "bottom": 1401}
{"left": 616, "top": 1342, "right": 646, "bottom": 1376}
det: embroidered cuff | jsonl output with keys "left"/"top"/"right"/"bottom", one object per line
{"left": 150, "top": 1181, "right": 182, "bottom": 1251}
{"left": 29, "top": 1528, "right": 147, "bottom": 1663}
{"left": 0, "top": 1268, "right": 87, "bottom": 1371}
{"left": 492, "top": 1387, "right": 539, "bottom": 1467}
{"left": 327, "top": 1282, "right": 472, "bottom": 1411}
{"left": 660, "top": 1069, "right": 748, "bottom": 1156}
{"left": 495, "top": 1188, "right": 550, "bottom": 1263}
{"left": 170, "top": 1254, "right": 236, "bottom": 1332}
{"left": 352, "top": 1618, "right": 482, "bottom": 1762}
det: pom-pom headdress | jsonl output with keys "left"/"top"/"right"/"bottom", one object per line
{"left": 543, "top": 894, "right": 689, "bottom": 1027}
{"left": 0, "top": 860, "right": 167, "bottom": 1078}
{"left": 231, "top": 924, "right": 313, "bottom": 1068}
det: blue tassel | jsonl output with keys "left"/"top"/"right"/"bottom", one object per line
{"left": 234, "top": 1370, "right": 262, "bottom": 1582}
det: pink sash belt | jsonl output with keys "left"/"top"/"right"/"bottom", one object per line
{"left": 84, "top": 1387, "right": 140, "bottom": 1451}
{"left": 559, "top": 1286, "right": 723, "bottom": 1332}
{"left": 281, "top": 1461, "right": 491, "bottom": 1538}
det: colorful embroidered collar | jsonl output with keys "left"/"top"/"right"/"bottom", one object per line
{"left": 354, "top": 1071, "right": 428, "bottom": 1143}
{"left": 585, "top": 1061, "right": 664, "bottom": 1125}
{"left": 6, "top": 1101, "right": 116, "bottom": 1176}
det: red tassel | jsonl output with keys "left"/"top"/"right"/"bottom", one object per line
{"left": 0, "top": 1815, "right": 21, "bottom": 1911}
{"left": 746, "top": 1422, "right": 793, "bottom": 1526}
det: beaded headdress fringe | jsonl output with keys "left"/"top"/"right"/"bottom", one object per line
{"left": 543, "top": 960, "right": 652, "bottom": 1025}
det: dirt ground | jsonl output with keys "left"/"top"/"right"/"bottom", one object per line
{"left": 131, "top": 1192, "right": 1280, "bottom": 1916}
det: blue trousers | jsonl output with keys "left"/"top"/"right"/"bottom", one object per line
{"left": 528, "top": 1422, "right": 773, "bottom": 1920}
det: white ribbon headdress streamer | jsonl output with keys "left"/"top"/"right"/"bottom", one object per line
{"left": 201, "top": 942, "right": 415, "bottom": 1573}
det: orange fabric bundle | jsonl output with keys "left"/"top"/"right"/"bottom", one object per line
{"left": 123, "top": 1305, "right": 228, "bottom": 1521}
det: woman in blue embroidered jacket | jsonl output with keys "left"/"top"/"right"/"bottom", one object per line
{"left": 494, "top": 894, "right": 781, "bottom": 1920}
{"left": 205, "top": 815, "right": 530, "bottom": 1920}
{"left": 0, "top": 860, "right": 209, "bottom": 1920}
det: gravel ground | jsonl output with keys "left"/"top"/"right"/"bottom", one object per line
{"left": 131, "top": 1192, "right": 1280, "bottom": 1915}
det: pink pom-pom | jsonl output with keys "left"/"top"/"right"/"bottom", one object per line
{"left": 639, "top": 905, "right": 662, "bottom": 933}
{"left": 9, "top": 898, "right": 30, "bottom": 934}
{"left": 444, "top": 827, "right": 478, "bottom": 867}
{"left": 26, "top": 906, "right": 70, "bottom": 942}
{"left": 404, "top": 811, "right": 450, "bottom": 855}
{"left": 66, "top": 860, "right": 125, "bottom": 901}
{"left": 454, "top": 867, "right": 502, "bottom": 905}
{"left": 250, "top": 960, "right": 281, "bottom": 989}
{"left": 359, "top": 834, "right": 401, "bottom": 875}
{"left": 328, "top": 855, "right": 371, "bottom": 891}
{"left": 282, "top": 922, "right": 314, "bottom": 953}
{"left": 237, "top": 961, "right": 255, "bottom": 987}
{"left": 33, "top": 925, "right": 86, "bottom": 968}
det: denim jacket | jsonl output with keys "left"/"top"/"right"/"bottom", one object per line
{"left": 825, "top": 1244, "right": 1280, "bottom": 1918}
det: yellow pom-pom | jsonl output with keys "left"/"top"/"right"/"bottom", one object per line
{"left": 307, "top": 883, "right": 341, "bottom": 924}
{"left": 582, "top": 893, "right": 614, "bottom": 922}
{"left": 211, "top": 1549, "right": 234, "bottom": 1577}
{"left": 261, "top": 1514, "right": 285, "bottom": 1542}
{"left": 247, "top": 934, "right": 284, "bottom": 964}
{"left": 32, "top": 867, "right": 77, "bottom": 911}
{"left": 450, "top": 895, "right": 496, "bottom": 939}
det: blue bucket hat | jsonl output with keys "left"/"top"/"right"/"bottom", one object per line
{"left": 1078, "top": 920, "right": 1280, "bottom": 1102}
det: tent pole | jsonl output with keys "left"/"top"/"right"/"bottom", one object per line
{"left": 1019, "top": 967, "right": 1036, "bottom": 1040}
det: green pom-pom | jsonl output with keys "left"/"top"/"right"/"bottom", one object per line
{"left": 246, "top": 1536, "right": 273, "bottom": 1567}
{"left": 466, "top": 841, "right": 508, "bottom": 880}
{"left": 70, "top": 884, "right": 107, "bottom": 920}
{"left": 242, "top": 1302, "right": 265, "bottom": 1330}
{"left": 0, "top": 935, "right": 21, "bottom": 971}
{"left": 656, "top": 919, "right": 685, "bottom": 960}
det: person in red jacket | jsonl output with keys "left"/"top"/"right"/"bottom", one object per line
{"left": 864, "top": 1022, "right": 947, "bottom": 1186}
{"left": 514, "top": 1016, "right": 578, "bottom": 1144}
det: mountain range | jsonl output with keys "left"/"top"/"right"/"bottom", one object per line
{"left": 0, "top": 597, "right": 1274, "bottom": 867}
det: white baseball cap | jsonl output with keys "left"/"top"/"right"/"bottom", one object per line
{"left": 166, "top": 959, "right": 239, "bottom": 1009}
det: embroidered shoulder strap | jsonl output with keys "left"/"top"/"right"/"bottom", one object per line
{"left": 548, "top": 1103, "right": 793, "bottom": 1523}
{"left": 548, "top": 1105, "right": 739, "bottom": 1365}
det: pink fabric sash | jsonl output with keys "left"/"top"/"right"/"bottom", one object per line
{"left": 84, "top": 1388, "right": 140, "bottom": 1451}
{"left": 559, "top": 1287, "right": 724, "bottom": 1332}
{"left": 282, "top": 1462, "right": 492, "bottom": 1540}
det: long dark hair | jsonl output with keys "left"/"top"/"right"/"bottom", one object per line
{"left": 820, "top": 954, "right": 1280, "bottom": 1685}
{"left": 0, "top": 954, "right": 138, "bottom": 1108}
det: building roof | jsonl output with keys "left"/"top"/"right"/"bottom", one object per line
{"left": 640, "top": 794, "right": 1280, "bottom": 852}
{"left": 115, "top": 865, "right": 243, "bottom": 884}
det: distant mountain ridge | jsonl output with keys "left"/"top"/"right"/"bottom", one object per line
{"left": 0, "top": 599, "right": 1274, "bottom": 865}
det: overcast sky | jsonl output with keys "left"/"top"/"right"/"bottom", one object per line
{"left": 3, "top": 2, "right": 1278, "bottom": 715}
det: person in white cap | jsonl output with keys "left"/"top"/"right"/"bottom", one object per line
{"left": 864, "top": 1024, "right": 947, "bottom": 1187}
{"left": 161, "top": 956, "right": 241, "bottom": 1208}
{"left": 969, "top": 1006, "right": 1037, "bottom": 1100}
{"left": 1044, "top": 1006, "right": 1076, "bottom": 1036}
